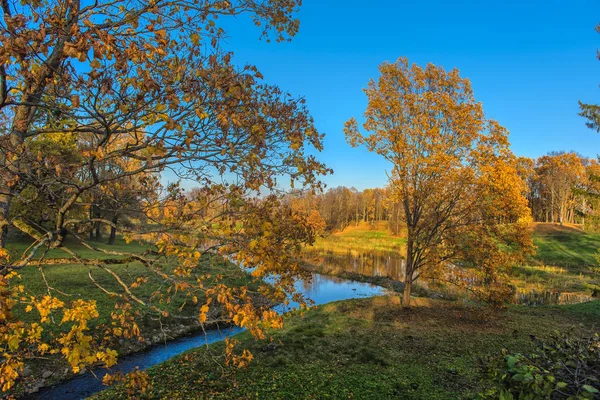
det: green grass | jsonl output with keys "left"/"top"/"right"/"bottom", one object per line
{"left": 510, "top": 224, "right": 600, "bottom": 295}
{"left": 306, "top": 222, "right": 406, "bottom": 257}
{"left": 6, "top": 237, "right": 149, "bottom": 260}
{"left": 305, "top": 222, "right": 600, "bottom": 297}
{"left": 90, "top": 223, "right": 600, "bottom": 398}
{"left": 7, "top": 238, "right": 254, "bottom": 344}
{"left": 530, "top": 224, "right": 600, "bottom": 270}
{"left": 7, "top": 237, "right": 257, "bottom": 395}
{"left": 96, "top": 295, "right": 600, "bottom": 399}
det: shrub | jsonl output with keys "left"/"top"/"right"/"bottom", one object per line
{"left": 482, "top": 330, "right": 600, "bottom": 399}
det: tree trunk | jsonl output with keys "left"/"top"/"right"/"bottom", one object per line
{"left": 108, "top": 213, "right": 118, "bottom": 245}
{"left": 582, "top": 198, "right": 586, "bottom": 228}
{"left": 403, "top": 277, "right": 412, "bottom": 307}
{"left": 89, "top": 204, "right": 95, "bottom": 241}
{"left": 0, "top": 193, "right": 11, "bottom": 248}
{"left": 403, "top": 236, "right": 414, "bottom": 307}
{"left": 95, "top": 221, "right": 102, "bottom": 240}
{"left": 550, "top": 189, "right": 555, "bottom": 223}
{"left": 559, "top": 202, "right": 564, "bottom": 226}
{"left": 94, "top": 203, "right": 102, "bottom": 240}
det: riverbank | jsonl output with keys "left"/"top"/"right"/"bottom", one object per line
{"left": 309, "top": 221, "right": 406, "bottom": 257}
{"left": 302, "top": 223, "right": 600, "bottom": 300}
{"left": 95, "top": 295, "right": 600, "bottom": 399}
{"left": 6, "top": 238, "right": 259, "bottom": 397}
{"left": 32, "top": 275, "right": 386, "bottom": 399}
{"left": 301, "top": 261, "right": 444, "bottom": 301}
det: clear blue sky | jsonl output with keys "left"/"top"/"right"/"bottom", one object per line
{"left": 221, "top": 0, "right": 600, "bottom": 191}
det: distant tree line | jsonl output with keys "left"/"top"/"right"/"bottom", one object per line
{"left": 519, "top": 152, "right": 600, "bottom": 229}
{"left": 284, "top": 186, "right": 404, "bottom": 234}
{"left": 288, "top": 151, "right": 600, "bottom": 235}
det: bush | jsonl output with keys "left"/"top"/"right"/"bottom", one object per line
{"left": 482, "top": 330, "right": 600, "bottom": 399}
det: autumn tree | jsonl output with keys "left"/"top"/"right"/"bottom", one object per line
{"left": 345, "top": 57, "right": 532, "bottom": 307}
{"left": 0, "top": 0, "right": 329, "bottom": 392}
{"left": 580, "top": 160, "right": 600, "bottom": 231}
{"left": 577, "top": 22, "right": 600, "bottom": 230}
{"left": 534, "top": 152, "right": 586, "bottom": 225}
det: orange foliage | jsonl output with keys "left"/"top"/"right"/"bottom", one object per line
{"left": 345, "top": 58, "right": 533, "bottom": 307}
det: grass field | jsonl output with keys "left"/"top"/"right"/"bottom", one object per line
{"left": 307, "top": 221, "right": 406, "bottom": 257}
{"left": 14, "top": 223, "right": 600, "bottom": 397}
{"left": 96, "top": 295, "right": 600, "bottom": 399}
{"left": 6, "top": 237, "right": 257, "bottom": 393}
{"left": 530, "top": 223, "right": 600, "bottom": 268}
{"left": 513, "top": 223, "right": 600, "bottom": 295}
{"left": 8, "top": 238, "right": 253, "bottom": 336}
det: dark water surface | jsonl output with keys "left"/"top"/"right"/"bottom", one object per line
{"left": 30, "top": 273, "right": 386, "bottom": 400}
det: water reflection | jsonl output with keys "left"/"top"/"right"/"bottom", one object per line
{"left": 282, "top": 272, "right": 387, "bottom": 311}
{"left": 512, "top": 290, "right": 593, "bottom": 306}
{"left": 305, "top": 249, "right": 596, "bottom": 307}
{"left": 304, "top": 249, "right": 406, "bottom": 281}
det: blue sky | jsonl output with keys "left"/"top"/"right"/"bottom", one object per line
{"left": 219, "top": 0, "right": 600, "bottom": 190}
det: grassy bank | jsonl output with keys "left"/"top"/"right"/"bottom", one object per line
{"left": 93, "top": 223, "right": 600, "bottom": 398}
{"left": 308, "top": 221, "right": 406, "bottom": 257}
{"left": 513, "top": 223, "right": 600, "bottom": 295}
{"left": 96, "top": 295, "right": 600, "bottom": 399}
{"left": 7, "top": 238, "right": 255, "bottom": 394}
{"left": 304, "top": 222, "right": 600, "bottom": 297}
{"left": 8, "top": 238, "right": 253, "bottom": 334}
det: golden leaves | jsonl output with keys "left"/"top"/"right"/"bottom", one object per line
{"left": 224, "top": 338, "right": 254, "bottom": 369}
{"left": 102, "top": 369, "right": 151, "bottom": 396}
{"left": 35, "top": 295, "right": 65, "bottom": 324}
{"left": 346, "top": 57, "right": 533, "bottom": 305}
{"left": 0, "top": 357, "right": 23, "bottom": 392}
{"left": 0, "top": 0, "right": 323, "bottom": 392}
{"left": 199, "top": 304, "right": 210, "bottom": 323}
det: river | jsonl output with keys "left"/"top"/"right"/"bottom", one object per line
{"left": 29, "top": 273, "right": 387, "bottom": 400}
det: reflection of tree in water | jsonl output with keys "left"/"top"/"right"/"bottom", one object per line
{"left": 307, "top": 249, "right": 594, "bottom": 306}
{"left": 307, "top": 250, "right": 406, "bottom": 280}
{"left": 300, "top": 272, "right": 348, "bottom": 294}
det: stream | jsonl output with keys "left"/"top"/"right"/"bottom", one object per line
{"left": 29, "top": 273, "right": 387, "bottom": 400}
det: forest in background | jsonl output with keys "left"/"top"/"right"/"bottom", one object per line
{"left": 285, "top": 151, "right": 600, "bottom": 234}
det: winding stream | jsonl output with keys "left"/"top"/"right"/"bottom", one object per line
{"left": 29, "top": 273, "right": 387, "bottom": 400}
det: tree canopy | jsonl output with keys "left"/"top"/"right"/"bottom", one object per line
{"left": 345, "top": 57, "right": 533, "bottom": 307}
{"left": 0, "top": 0, "right": 330, "bottom": 392}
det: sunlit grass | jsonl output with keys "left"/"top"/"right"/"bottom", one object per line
{"left": 509, "top": 223, "right": 600, "bottom": 295}
{"left": 304, "top": 222, "right": 600, "bottom": 297}
{"left": 306, "top": 221, "right": 406, "bottom": 257}
{"left": 96, "top": 295, "right": 600, "bottom": 399}
{"left": 7, "top": 238, "right": 254, "bottom": 336}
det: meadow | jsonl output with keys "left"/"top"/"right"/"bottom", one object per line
{"left": 96, "top": 222, "right": 600, "bottom": 398}
{"left": 6, "top": 238, "right": 256, "bottom": 393}
{"left": 8, "top": 238, "right": 254, "bottom": 333}
{"left": 97, "top": 295, "right": 600, "bottom": 399}
{"left": 305, "top": 221, "right": 600, "bottom": 298}
{"left": 307, "top": 221, "right": 406, "bottom": 257}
